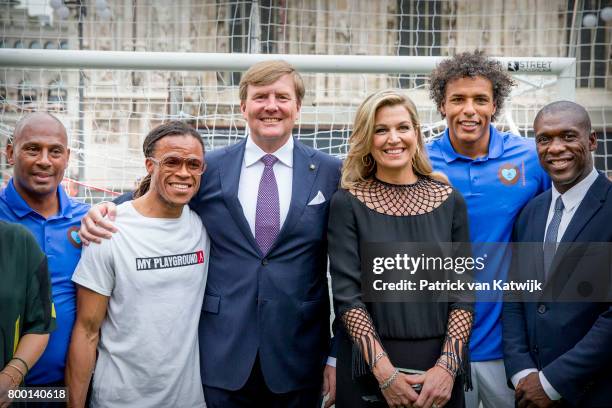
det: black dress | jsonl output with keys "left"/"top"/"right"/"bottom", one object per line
{"left": 328, "top": 177, "right": 473, "bottom": 408}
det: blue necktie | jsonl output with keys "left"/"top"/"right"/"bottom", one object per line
{"left": 543, "top": 196, "right": 564, "bottom": 278}
{"left": 255, "top": 154, "right": 280, "bottom": 254}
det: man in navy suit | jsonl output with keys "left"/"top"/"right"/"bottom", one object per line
{"left": 79, "top": 60, "right": 339, "bottom": 407}
{"left": 502, "top": 101, "right": 612, "bottom": 408}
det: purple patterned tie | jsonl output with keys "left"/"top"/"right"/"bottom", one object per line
{"left": 255, "top": 154, "right": 280, "bottom": 254}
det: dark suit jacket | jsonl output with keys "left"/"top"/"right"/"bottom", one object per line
{"left": 191, "top": 138, "right": 342, "bottom": 393}
{"left": 503, "top": 174, "right": 612, "bottom": 407}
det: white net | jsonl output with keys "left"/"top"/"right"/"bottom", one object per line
{"left": 1, "top": 0, "right": 610, "bottom": 203}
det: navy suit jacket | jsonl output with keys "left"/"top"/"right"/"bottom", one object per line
{"left": 191, "top": 138, "right": 342, "bottom": 393}
{"left": 502, "top": 174, "right": 612, "bottom": 407}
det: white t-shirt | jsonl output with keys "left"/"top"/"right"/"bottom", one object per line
{"left": 73, "top": 202, "right": 209, "bottom": 408}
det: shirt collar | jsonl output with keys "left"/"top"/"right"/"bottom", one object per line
{"left": 4, "top": 178, "right": 74, "bottom": 219}
{"left": 244, "top": 135, "right": 294, "bottom": 168}
{"left": 439, "top": 124, "right": 504, "bottom": 162}
{"left": 56, "top": 183, "right": 74, "bottom": 218}
{"left": 551, "top": 167, "right": 599, "bottom": 213}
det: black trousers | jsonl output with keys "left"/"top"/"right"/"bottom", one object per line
{"left": 203, "top": 355, "right": 321, "bottom": 408}
{"left": 336, "top": 337, "right": 465, "bottom": 408}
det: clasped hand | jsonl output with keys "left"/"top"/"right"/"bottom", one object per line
{"left": 380, "top": 371, "right": 419, "bottom": 408}
{"left": 379, "top": 365, "right": 453, "bottom": 408}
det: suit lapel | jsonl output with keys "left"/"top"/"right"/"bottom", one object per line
{"left": 548, "top": 175, "right": 608, "bottom": 278}
{"left": 274, "top": 140, "right": 318, "bottom": 246}
{"left": 218, "top": 140, "right": 261, "bottom": 253}
{"left": 559, "top": 175, "right": 607, "bottom": 244}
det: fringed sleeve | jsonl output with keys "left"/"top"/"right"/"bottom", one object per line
{"left": 340, "top": 305, "right": 384, "bottom": 379}
{"left": 437, "top": 308, "right": 474, "bottom": 391}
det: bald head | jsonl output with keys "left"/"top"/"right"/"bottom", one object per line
{"left": 7, "top": 111, "right": 71, "bottom": 209}
{"left": 13, "top": 112, "right": 67, "bottom": 146}
{"left": 534, "top": 101, "right": 591, "bottom": 134}
{"left": 533, "top": 100, "right": 596, "bottom": 194}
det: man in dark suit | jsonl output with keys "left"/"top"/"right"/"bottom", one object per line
{"left": 79, "top": 60, "right": 339, "bottom": 408}
{"left": 193, "top": 60, "right": 340, "bottom": 407}
{"left": 502, "top": 101, "right": 612, "bottom": 408}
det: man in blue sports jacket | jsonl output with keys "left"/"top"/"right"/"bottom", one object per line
{"left": 503, "top": 101, "right": 612, "bottom": 408}
{"left": 193, "top": 60, "right": 339, "bottom": 408}
{"left": 427, "top": 51, "right": 550, "bottom": 408}
{"left": 79, "top": 60, "right": 339, "bottom": 408}
{"left": 0, "top": 112, "right": 89, "bottom": 400}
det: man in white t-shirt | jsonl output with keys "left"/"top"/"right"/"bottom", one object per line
{"left": 66, "top": 122, "right": 210, "bottom": 408}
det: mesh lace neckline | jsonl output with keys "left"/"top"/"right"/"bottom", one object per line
{"left": 348, "top": 176, "right": 452, "bottom": 216}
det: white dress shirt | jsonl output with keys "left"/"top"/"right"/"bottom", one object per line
{"left": 512, "top": 167, "right": 599, "bottom": 400}
{"left": 237, "top": 136, "right": 293, "bottom": 237}
{"left": 544, "top": 167, "right": 599, "bottom": 243}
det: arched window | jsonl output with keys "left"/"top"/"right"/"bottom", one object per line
{"left": 14, "top": 40, "right": 24, "bottom": 49}
{"left": 48, "top": 79, "right": 68, "bottom": 108}
{"left": 29, "top": 41, "right": 42, "bottom": 49}
{"left": 18, "top": 80, "right": 37, "bottom": 105}
{"left": 60, "top": 40, "right": 69, "bottom": 50}
{"left": 44, "top": 41, "right": 57, "bottom": 49}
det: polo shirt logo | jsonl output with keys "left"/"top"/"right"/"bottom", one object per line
{"left": 498, "top": 163, "right": 520, "bottom": 185}
{"left": 67, "top": 226, "right": 82, "bottom": 249}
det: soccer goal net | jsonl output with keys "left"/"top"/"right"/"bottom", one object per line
{"left": 0, "top": 50, "right": 579, "bottom": 202}
{"left": 0, "top": 0, "right": 609, "bottom": 203}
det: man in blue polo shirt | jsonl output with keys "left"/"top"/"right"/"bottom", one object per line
{"left": 427, "top": 51, "right": 550, "bottom": 408}
{"left": 0, "top": 112, "right": 89, "bottom": 397}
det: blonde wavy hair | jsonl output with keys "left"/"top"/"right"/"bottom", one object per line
{"left": 341, "top": 89, "right": 448, "bottom": 189}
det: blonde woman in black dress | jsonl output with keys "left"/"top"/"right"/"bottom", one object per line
{"left": 329, "top": 90, "right": 473, "bottom": 408}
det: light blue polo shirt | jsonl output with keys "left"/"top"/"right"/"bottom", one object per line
{"left": 427, "top": 125, "right": 550, "bottom": 361}
{"left": 0, "top": 179, "right": 89, "bottom": 384}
